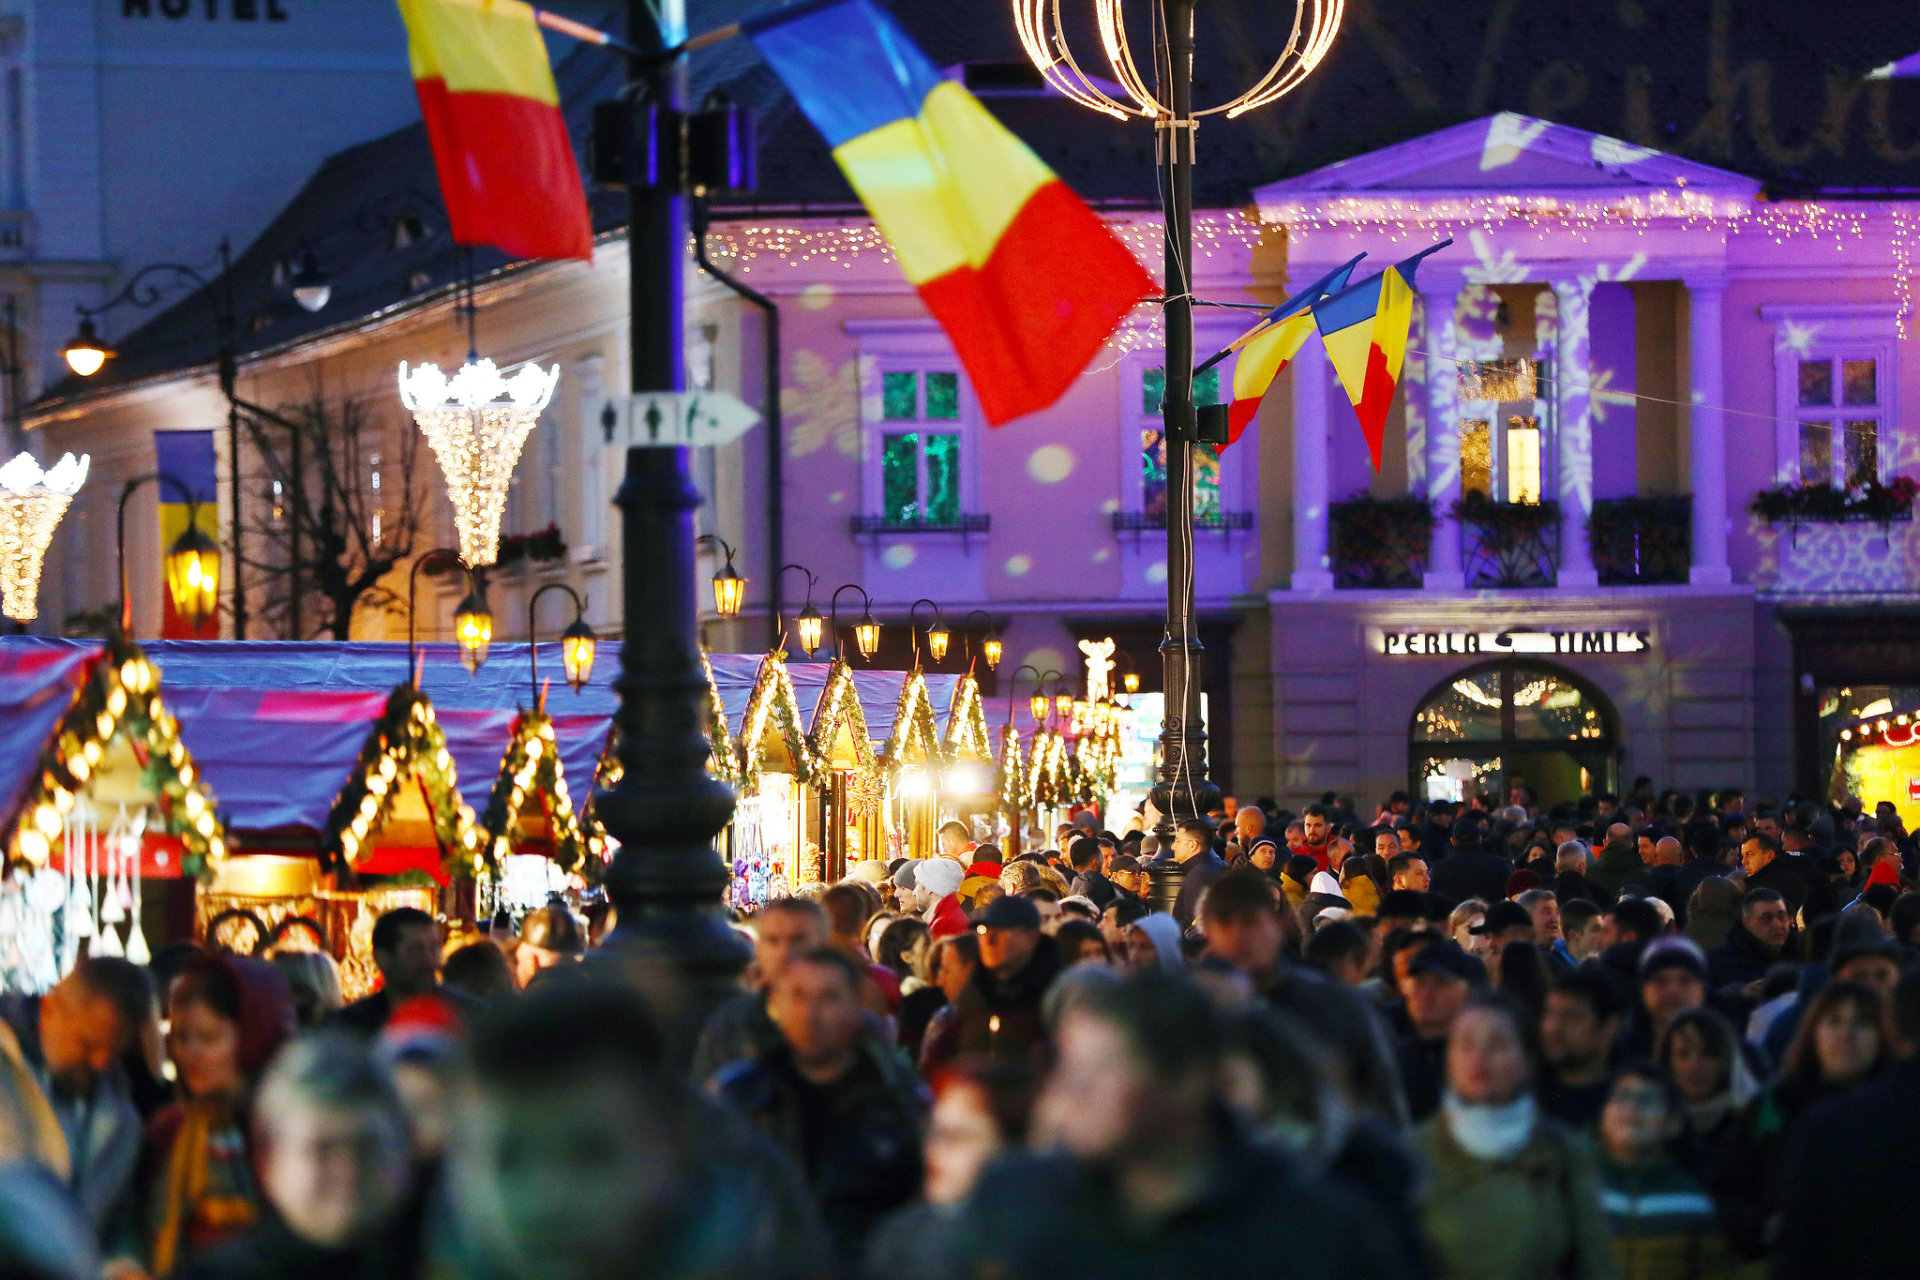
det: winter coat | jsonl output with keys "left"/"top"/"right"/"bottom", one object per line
{"left": 1413, "top": 1110, "right": 1619, "bottom": 1280}
{"left": 1705, "top": 920, "right": 1782, "bottom": 991}
{"left": 0, "top": 994, "right": 142, "bottom": 1231}
{"left": 1588, "top": 841, "right": 1652, "bottom": 902}
{"left": 692, "top": 992, "right": 782, "bottom": 1088}
{"left": 1431, "top": 848, "right": 1514, "bottom": 907}
{"left": 715, "top": 1035, "right": 926, "bottom": 1268}
{"left": 1742, "top": 858, "right": 1806, "bottom": 919}
{"left": 1068, "top": 869, "right": 1118, "bottom": 910}
{"left": 1772, "top": 1058, "right": 1920, "bottom": 1280}
{"left": 1171, "top": 850, "right": 1230, "bottom": 928}
{"left": 1596, "top": 1157, "right": 1736, "bottom": 1280}
{"left": 1261, "top": 962, "right": 1408, "bottom": 1127}
{"left": 946, "top": 935, "right": 1064, "bottom": 1068}
{"left": 1682, "top": 876, "right": 1740, "bottom": 950}
{"left": 1709, "top": 1081, "right": 1858, "bottom": 1262}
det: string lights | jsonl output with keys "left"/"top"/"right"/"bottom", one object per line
{"left": 479, "top": 711, "right": 605, "bottom": 878}
{"left": 398, "top": 358, "right": 560, "bottom": 567}
{"left": 0, "top": 453, "right": 88, "bottom": 622}
{"left": 321, "top": 683, "right": 481, "bottom": 877}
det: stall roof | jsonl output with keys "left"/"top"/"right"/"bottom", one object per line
{"left": 787, "top": 660, "right": 959, "bottom": 748}
{"left": 0, "top": 643, "right": 100, "bottom": 834}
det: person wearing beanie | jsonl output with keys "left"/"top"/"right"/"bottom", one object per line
{"left": 1621, "top": 935, "right": 1709, "bottom": 1062}
{"left": 912, "top": 858, "right": 969, "bottom": 940}
{"left": 924, "top": 896, "right": 1060, "bottom": 1075}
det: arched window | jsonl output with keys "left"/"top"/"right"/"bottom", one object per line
{"left": 1409, "top": 661, "right": 1617, "bottom": 806}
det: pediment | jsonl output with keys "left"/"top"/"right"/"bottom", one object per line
{"left": 1255, "top": 113, "right": 1761, "bottom": 204}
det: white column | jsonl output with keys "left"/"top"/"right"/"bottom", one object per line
{"left": 1423, "top": 283, "right": 1464, "bottom": 589}
{"left": 1552, "top": 278, "right": 1598, "bottom": 587}
{"left": 1686, "top": 278, "right": 1731, "bottom": 586}
{"left": 1291, "top": 338, "right": 1333, "bottom": 590}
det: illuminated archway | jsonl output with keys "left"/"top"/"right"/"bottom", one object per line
{"left": 1408, "top": 660, "right": 1619, "bottom": 808}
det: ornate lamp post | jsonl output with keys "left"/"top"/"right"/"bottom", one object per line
{"left": 406, "top": 548, "right": 493, "bottom": 682}
{"left": 0, "top": 452, "right": 88, "bottom": 622}
{"left": 1011, "top": 0, "right": 1344, "bottom": 874}
{"left": 528, "top": 581, "right": 597, "bottom": 699}
{"left": 830, "top": 583, "right": 880, "bottom": 660}
{"left": 697, "top": 534, "right": 747, "bottom": 617}
{"left": 963, "top": 610, "right": 1003, "bottom": 672}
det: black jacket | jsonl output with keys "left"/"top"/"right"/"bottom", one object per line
{"left": 1706, "top": 918, "right": 1782, "bottom": 990}
{"left": 1773, "top": 1059, "right": 1920, "bottom": 1280}
{"left": 175, "top": 1199, "right": 426, "bottom": 1280}
{"left": 1172, "top": 850, "right": 1231, "bottom": 928}
{"left": 1259, "top": 962, "right": 1407, "bottom": 1126}
{"left": 715, "top": 1036, "right": 927, "bottom": 1267}
{"left": 1069, "top": 869, "right": 1118, "bottom": 910}
{"left": 1430, "top": 846, "right": 1512, "bottom": 906}
{"left": 948, "top": 934, "right": 1065, "bottom": 1068}
{"left": 942, "top": 1120, "right": 1424, "bottom": 1280}
{"left": 1746, "top": 855, "right": 1807, "bottom": 918}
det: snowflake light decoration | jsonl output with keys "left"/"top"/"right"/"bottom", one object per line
{"left": 398, "top": 358, "right": 559, "bottom": 567}
{"left": 0, "top": 452, "right": 88, "bottom": 621}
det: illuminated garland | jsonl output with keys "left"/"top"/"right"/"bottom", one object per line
{"left": 8, "top": 631, "right": 227, "bottom": 875}
{"left": 881, "top": 669, "right": 941, "bottom": 767}
{"left": 1027, "top": 729, "right": 1071, "bottom": 809}
{"left": 809, "top": 658, "right": 878, "bottom": 778}
{"left": 321, "top": 683, "right": 480, "bottom": 878}
{"left": 478, "top": 710, "right": 605, "bottom": 877}
{"left": 997, "top": 725, "right": 1030, "bottom": 813}
{"left": 942, "top": 674, "right": 993, "bottom": 764}
{"left": 736, "top": 653, "right": 821, "bottom": 784}
{"left": 700, "top": 650, "right": 741, "bottom": 786}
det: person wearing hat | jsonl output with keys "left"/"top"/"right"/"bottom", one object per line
{"left": 1618, "top": 935, "right": 1709, "bottom": 1061}
{"left": 514, "top": 898, "right": 586, "bottom": 990}
{"left": 911, "top": 858, "right": 970, "bottom": 940}
{"left": 924, "top": 896, "right": 1061, "bottom": 1075}
{"left": 1104, "top": 854, "right": 1148, "bottom": 903}
{"left": 1469, "top": 900, "right": 1536, "bottom": 954}
{"left": 1394, "top": 940, "right": 1488, "bottom": 1122}
{"left": 1429, "top": 816, "right": 1514, "bottom": 907}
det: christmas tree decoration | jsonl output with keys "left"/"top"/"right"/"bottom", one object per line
{"left": 1026, "top": 729, "right": 1069, "bottom": 809}
{"left": 997, "top": 725, "right": 1030, "bottom": 814}
{"left": 880, "top": 669, "right": 941, "bottom": 767}
{"left": 8, "top": 630, "right": 228, "bottom": 876}
{"left": 321, "top": 683, "right": 481, "bottom": 878}
{"left": 809, "top": 659, "right": 878, "bottom": 784}
{"left": 942, "top": 674, "right": 993, "bottom": 765}
{"left": 478, "top": 710, "right": 604, "bottom": 877}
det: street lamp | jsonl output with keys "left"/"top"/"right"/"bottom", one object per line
{"left": 698, "top": 535, "right": 747, "bottom": 617}
{"left": 1008, "top": 664, "right": 1046, "bottom": 725}
{"left": 1012, "top": 0, "right": 1344, "bottom": 865}
{"left": 60, "top": 320, "right": 113, "bottom": 378}
{"left": 116, "top": 473, "right": 220, "bottom": 634}
{"left": 830, "top": 583, "right": 879, "bottom": 660}
{"left": 287, "top": 252, "right": 332, "bottom": 313}
{"left": 964, "top": 610, "right": 1003, "bottom": 671}
{"left": 776, "top": 563, "right": 823, "bottom": 657}
{"left": 909, "top": 598, "right": 947, "bottom": 666}
{"left": 407, "top": 548, "right": 492, "bottom": 685}
{"left": 529, "top": 581, "right": 597, "bottom": 701}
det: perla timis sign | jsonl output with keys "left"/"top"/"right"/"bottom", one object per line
{"left": 1377, "top": 628, "right": 1649, "bottom": 657}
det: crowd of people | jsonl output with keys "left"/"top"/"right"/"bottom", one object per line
{"left": 1, "top": 782, "right": 1917, "bottom": 1279}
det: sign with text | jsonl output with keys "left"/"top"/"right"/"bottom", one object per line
{"left": 1376, "top": 628, "right": 1650, "bottom": 657}
{"left": 602, "top": 391, "right": 761, "bottom": 449}
{"left": 123, "top": 0, "right": 290, "bottom": 19}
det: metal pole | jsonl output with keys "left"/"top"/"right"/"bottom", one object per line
{"left": 217, "top": 240, "right": 246, "bottom": 640}
{"left": 1147, "top": 0, "right": 1219, "bottom": 909}
{"left": 597, "top": 0, "right": 748, "bottom": 1066}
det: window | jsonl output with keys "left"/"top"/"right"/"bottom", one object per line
{"left": 1796, "top": 356, "right": 1880, "bottom": 488}
{"left": 1139, "top": 365, "right": 1221, "bottom": 520}
{"left": 1505, "top": 416, "right": 1541, "bottom": 503}
{"left": 877, "top": 370, "right": 963, "bottom": 525}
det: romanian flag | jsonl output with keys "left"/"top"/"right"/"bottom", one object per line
{"left": 744, "top": 0, "right": 1154, "bottom": 426}
{"left": 396, "top": 0, "right": 593, "bottom": 262}
{"left": 1312, "top": 241, "right": 1450, "bottom": 472}
{"left": 154, "top": 430, "right": 219, "bottom": 641}
{"left": 1214, "top": 255, "right": 1363, "bottom": 450}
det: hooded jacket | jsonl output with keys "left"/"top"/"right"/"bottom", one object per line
{"left": 1587, "top": 839, "right": 1651, "bottom": 902}
{"left": 1682, "top": 875, "right": 1740, "bottom": 950}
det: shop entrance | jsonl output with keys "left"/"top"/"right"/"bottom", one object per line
{"left": 1409, "top": 661, "right": 1618, "bottom": 810}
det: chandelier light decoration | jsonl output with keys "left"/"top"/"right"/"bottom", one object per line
{"left": 0, "top": 453, "right": 89, "bottom": 621}
{"left": 1457, "top": 357, "right": 1538, "bottom": 403}
{"left": 397, "top": 358, "right": 560, "bottom": 567}
{"left": 1013, "top": 0, "right": 1343, "bottom": 121}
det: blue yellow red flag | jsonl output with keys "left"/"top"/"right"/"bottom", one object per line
{"left": 1311, "top": 240, "right": 1451, "bottom": 472}
{"left": 1211, "top": 255, "right": 1363, "bottom": 450}
{"left": 742, "top": 0, "right": 1155, "bottom": 426}
{"left": 153, "top": 430, "right": 219, "bottom": 640}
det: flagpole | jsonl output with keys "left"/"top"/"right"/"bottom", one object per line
{"left": 1147, "top": 0, "right": 1220, "bottom": 895}
{"left": 595, "top": 0, "right": 749, "bottom": 1068}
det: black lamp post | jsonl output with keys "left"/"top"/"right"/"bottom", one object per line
{"left": 775, "top": 563, "right": 822, "bottom": 657}
{"left": 528, "top": 581, "right": 597, "bottom": 703}
{"left": 963, "top": 609, "right": 1002, "bottom": 672}
{"left": 829, "top": 583, "right": 880, "bottom": 661}
{"left": 406, "top": 548, "right": 492, "bottom": 684}
{"left": 116, "top": 474, "right": 221, "bottom": 635}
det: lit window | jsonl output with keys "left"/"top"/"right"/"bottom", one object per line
{"left": 877, "top": 371, "right": 964, "bottom": 525}
{"left": 1505, "top": 416, "right": 1541, "bottom": 504}
{"left": 1140, "top": 365, "right": 1220, "bottom": 520}
{"left": 1794, "top": 356, "right": 1880, "bottom": 488}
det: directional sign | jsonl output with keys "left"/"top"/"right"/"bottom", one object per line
{"left": 603, "top": 391, "right": 761, "bottom": 448}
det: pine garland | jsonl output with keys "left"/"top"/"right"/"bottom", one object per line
{"left": 942, "top": 674, "right": 992, "bottom": 764}
{"left": 478, "top": 710, "right": 604, "bottom": 878}
{"left": 321, "top": 683, "right": 480, "bottom": 879}
{"left": 882, "top": 669, "right": 940, "bottom": 767}
{"left": 8, "top": 631, "right": 229, "bottom": 876}
{"left": 737, "top": 654, "right": 820, "bottom": 783}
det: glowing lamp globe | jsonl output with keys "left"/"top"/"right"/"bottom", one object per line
{"left": 853, "top": 613, "right": 881, "bottom": 658}
{"left": 927, "top": 620, "right": 950, "bottom": 663}
{"left": 982, "top": 634, "right": 1003, "bottom": 670}
{"left": 62, "top": 319, "right": 114, "bottom": 378}
{"left": 163, "top": 523, "right": 221, "bottom": 627}
{"left": 711, "top": 561, "right": 746, "bottom": 617}
{"left": 1030, "top": 693, "right": 1049, "bottom": 724}
{"left": 561, "top": 617, "right": 597, "bottom": 692}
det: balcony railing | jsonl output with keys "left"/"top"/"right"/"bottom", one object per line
{"left": 1111, "top": 510, "right": 1254, "bottom": 533}
{"left": 849, "top": 513, "right": 990, "bottom": 537}
{"left": 1329, "top": 497, "right": 1432, "bottom": 588}
{"left": 1457, "top": 496, "right": 1560, "bottom": 588}
{"left": 1588, "top": 496, "right": 1691, "bottom": 585}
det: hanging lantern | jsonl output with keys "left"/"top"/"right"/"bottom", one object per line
{"left": 1124, "top": 672, "right": 1140, "bottom": 695}
{"left": 398, "top": 358, "right": 560, "bottom": 567}
{"left": 61, "top": 319, "right": 114, "bottom": 378}
{"left": 711, "top": 561, "right": 746, "bottom": 616}
{"left": 926, "top": 619, "right": 950, "bottom": 663}
{"left": 1030, "top": 693, "right": 1049, "bottom": 724}
{"left": 163, "top": 523, "right": 221, "bottom": 628}
{"left": 561, "top": 617, "right": 597, "bottom": 692}
{"left": 0, "top": 453, "right": 88, "bottom": 621}
{"left": 454, "top": 582, "right": 494, "bottom": 674}
{"left": 1055, "top": 692, "right": 1073, "bottom": 721}
{"left": 853, "top": 612, "right": 881, "bottom": 658}
{"left": 796, "top": 604, "right": 825, "bottom": 657}
{"left": 982, "top": 634, "right": 1003, "bottom": 670}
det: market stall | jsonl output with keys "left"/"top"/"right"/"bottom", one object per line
{"left": 723, "top": 651, "right": 819, "bottom": 909}
{"left": 791, "top": 657, "right": 883, "bottom": 883}
{"left": 938, "top": 672, "right": 998, "bottom": 839}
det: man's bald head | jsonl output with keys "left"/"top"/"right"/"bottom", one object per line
{"left": 1652, "top": 837, "right": 1683, "bottom": 867}
{"left": 1235, "top": 808, "right": 1266, "bottom": 838}
{"left": 1607, "top": 823, "right": 1633, "bottom": 847}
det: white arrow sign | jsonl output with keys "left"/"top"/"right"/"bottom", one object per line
{"left": 604, "top": 391, "right": 761, "bottom": 448}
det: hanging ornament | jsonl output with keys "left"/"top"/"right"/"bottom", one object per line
{"left": 0, "top": 452, "right": 88, "bottom": 621}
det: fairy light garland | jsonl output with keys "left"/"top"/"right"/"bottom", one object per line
{"left": 811, "top": 659, "right": 878, "bottom": 773}
{"left": 881, "top": 670, "right": 941, "bottom": 767}
{"left": 321, "top": 683, "right": 480, "bottom": 878}
{"left": 942, "top": 675, "right": 993, "bottom": 764}
{"left": 700, "top": 651, "right": 741, "bottom": 785}
{"left": 997, "top": 725, "right": 1030, "bottom": 813}
{"left": 479, "top": 711, "right": 604, "bottom": 879}
{"left": 737, "top": 655, "right": 821, "bottom": 783}
{"left": 9, "top": 633, "right": 227, "bottom": 874}
{"left": 0, "top": 453, "right": 88, "bottom": 622}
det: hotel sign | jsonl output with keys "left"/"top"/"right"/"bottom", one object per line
{"left": 1378, "top": 628, "right": 1649, "bottom": 657}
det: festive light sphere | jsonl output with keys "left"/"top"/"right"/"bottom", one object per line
{"left": 927, "top": 621, "right": 950, "bottom": 663}
{"left": 164, "top": 522, "right": 221, "bottom": 628}
{"left": 0, "top": 452, "right": 87, "bottom": 621}
{"left": 561, "top": 617, "right": 597, "bottom": 692}
{"left": 455, "top": 584, "right": 494, "bottom": 674}
{"left": 982, "top": 635, "right": 1003, "bottom": 670}
{"left": 398, "top": 358, "right": 560, "bottom": 568}
{"left": 854, "top": 614, "right": 881, "bottom": 658}
{"left": 796, "top": 605, "right": 825, "bottom": 657}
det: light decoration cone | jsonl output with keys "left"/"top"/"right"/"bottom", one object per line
{"left": 398, "top": 358, "right": 560, "bottom": 567}
{"left": 479, "top": 711, "right": 604, "bottom": 878}
{"left": 324, "top": 682, "right": 480, "bottom": 876}
{"left": 0, "top": 453, "right": 88, "bottom": 621}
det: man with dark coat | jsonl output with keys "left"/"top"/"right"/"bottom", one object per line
{"left": 1706, "top": 888, "right": 1792, "bottom": 991}
{"left": 1170, "top": 819, "right": 1230, "bottom": 929}
{"left": 1586, "top": 824, "right": 1651, "bottom": 902}
{"left": 938, "top": 896, "right": 1063, "bottom": 1071}
{"left": 716, "top": 948, "right": 926, "bottom": 1268}
{"left": 1428, "top": 816, "right": 1512, "bottom": 907}
{"left": 1066, "top": 837, "right": 1118, "bottom": 911}
{"left": 1739, "top": 832, "right": 1807, "bottom": 919}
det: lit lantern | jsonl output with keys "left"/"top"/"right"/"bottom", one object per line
{"left": 1055, "top": 692, "right": 1073, "bottom": 721}
{"left": 854, "top": 612, "right": 881, "bottom": 658}
{"left": 561, "top": 617, "right": 597, "bottom": 692}
{"left": 1030, "top": 693, "right": 1049, "bottom": 724}
{"left": 163, "top": 522, "right": 221, "bottom": 627}
{"left": 796, "top": 604, "right": 825, "bottom": 657}
{"left": 982, "top": 634, "right": 1003, "bottom": 670}
{"left": 708, "top": 538, "right": 747, "bottom": 617}
{"left": 927, "top": 618, "right": 950, "bottom": 663}
{"left": 1123, "top": 673, "right": 1140, "bottom": 695}
{"left": 61, "top": 319, "right": 114, "bottom": 378}
{"left": 454, "top": 583, "right": 493, "bottom": 674}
